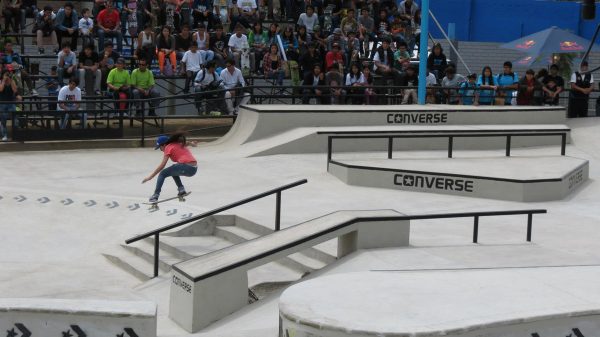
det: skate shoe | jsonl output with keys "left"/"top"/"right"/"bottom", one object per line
{"left": 149, "top": 194, "right": 159, "bottom": 203}
{"left": 177, "top": 187, "right": 187, "bottom": 196}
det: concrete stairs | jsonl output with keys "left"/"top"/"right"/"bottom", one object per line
{"left": 104, "top": 215, "right": 337, "bottom": 296}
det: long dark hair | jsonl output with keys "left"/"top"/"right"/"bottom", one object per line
{"left": 481, "top": 66, "right": 494, "bottom": 85}
{"left": 165, "top": 132, "right": 187, "bottom": 147}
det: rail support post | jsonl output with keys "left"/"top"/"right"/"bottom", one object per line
{"left": 275, "top": 191, "right": 281, "bottom": 231}
{"left": 527, "top": 213, "right": 533, "bottom": 242}
{"left": 154, "top": 233, "right": 160, "bottom": 278}
{"left": 473, "top": 216, "right": 479, "bottom": 243}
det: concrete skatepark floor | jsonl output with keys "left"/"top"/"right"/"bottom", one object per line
{"left": 0, "top": 117, "right": 599, "bottom": 336}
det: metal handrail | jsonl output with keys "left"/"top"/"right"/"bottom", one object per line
{"left": 178, "top": 208, "right": 547, "bottom": 282}
{"left": 125, "top": 179, "right": 308, "bottom": 277}
{"left": 326, "top": 130, "right": 569, "bottom": 167}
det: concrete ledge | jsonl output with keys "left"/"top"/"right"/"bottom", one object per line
{"left": 0, "top": 298, "right": 157, "bottom": 337}
{"left": 329, "top": 156, "right": 589, "bottom": 202}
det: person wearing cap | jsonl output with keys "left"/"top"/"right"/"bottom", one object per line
{"left": 325, "top": 42, "right": 344, "bottom": 72}
{"left": 326, "top": 28, "right": 346, "bottom": 52}
{"left": 107, "top": 57, "right": 131, "bottom": 111}
{"left": 142, "top": 133, "right": 198, "bottom": 203}
{"left": 568, "top": 61, "right": 594, "bottom": 118}
{"left": 542, "top": 64, "right": 564, "bottom": 106}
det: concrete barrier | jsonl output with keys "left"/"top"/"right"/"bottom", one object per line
{"left": 0, "top": 298, "right": 157, "bottom": 337}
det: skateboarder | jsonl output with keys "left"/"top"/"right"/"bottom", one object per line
{"left": 142, "top": 133, "right": 198, "bottom": 203}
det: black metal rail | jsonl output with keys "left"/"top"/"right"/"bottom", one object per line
{"left": 325, "top": 130, "right": 569, "bottom": 167}
{"left": 125, "top": 179, "right": 308, "bottom": 278}
{"left": 176, "top": 208, "right": 547, "bottom": 282}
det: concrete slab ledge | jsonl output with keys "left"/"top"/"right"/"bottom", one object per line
{"left": 0, "top": 298, "right": 156, "bottom": 318}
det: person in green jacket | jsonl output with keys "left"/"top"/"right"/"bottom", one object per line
{"left": 106, "top": 57, "right": 131, "bottom": 112}
{"left": 248, "top": 21, "right": 268, "bottom": 74}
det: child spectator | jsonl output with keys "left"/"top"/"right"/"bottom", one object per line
{"left": 459, "top": 73, "right": 477, "bottom": 105}
{"left": 182, "top": 43, "right": 204, "bottom": 93}
{"left": 393, "top": 41, "right": 410, "bottom": 72}
{"left": 79, "top": 8, "right": 94, "bottom": 48}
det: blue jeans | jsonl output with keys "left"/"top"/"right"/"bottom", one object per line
{"left": 154, "top": 163, "right": 197, "bottom": 195}
{"left": 0, "top": 104, "right": 16, "bottom": 138}
{"left": 97, "top": 28, "right": 123, "bottom": 52}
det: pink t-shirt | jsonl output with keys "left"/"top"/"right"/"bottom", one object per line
{"left": 164, "top": 143, "right": 196, "bottom": 164}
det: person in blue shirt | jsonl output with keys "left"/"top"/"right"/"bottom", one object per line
{"left": 495, "top": 61, "right": 519, "bottom": 105}
{"left": 459, "top": 73, "right": 477, "bottom": 105}
{"left": 54, "top": 2, "right": 79, "bottom": 51}
{"left": 475, "top": 66, "right": 496, "bottom": 105}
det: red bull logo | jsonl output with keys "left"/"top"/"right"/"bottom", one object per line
{"left": 560, "top": 41, "right": 584, "bottom": 51}
{"left": 516, "top": 40, "right": 536, "bottom": 49}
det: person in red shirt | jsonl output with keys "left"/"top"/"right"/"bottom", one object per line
{"left": 325, "top": 42, "right": 345, "bottom": 72}
{"left": 143, "top": 133, "right": 198, "bottom": 203}
{"left": 97, "top": 1, "right": 123, "bottom": 52}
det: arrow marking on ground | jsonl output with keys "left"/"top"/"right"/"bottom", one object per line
{"left": 166, "top": 209, "right": 177, "bottom": 216}
{"left": 14, "top": 195, "right": 26, "bottom": 202}
{"left": 181, "top": 213, "right": 193, "bottom": 219}
{"left": 37, "top": 197, "right": 50, "bottom": 204}
{"left": 128, "top": 204, "right": 140, "bottom": 211}
{"left": 61, "top": 198, "right": 74, "bottom": 205}
{"left": 106, "top": 201, "right": 119, "bottom": 209}
{"left": 15, "top": 323, "right": 31, "bottom": 337}
{"left": 84, "top": 200, "right": 96, "bottom": 207}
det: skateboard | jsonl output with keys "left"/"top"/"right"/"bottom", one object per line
{"left": 289, "top": 60, "right": 300, "bottom": 86}
{"left": 241, "top": 39, "right": 251, "bottom": 77}
{"left": 143, "top": 192, "right": 191, "bottom": 210}
{"left": 323, "top": 6, "right": 334, "bottom": 35}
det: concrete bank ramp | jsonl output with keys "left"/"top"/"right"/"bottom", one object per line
{"left": 202, "top": 105, "right": 568, "bottom": 157}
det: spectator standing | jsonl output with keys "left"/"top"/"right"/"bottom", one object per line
{"left": 358, "top": 7, "right": 375, "bottom": 57}
{"left": 135, "top": 24, "right": 156, "bottom": 66}
{"left": 79, "top": 8, "right": 95, "bottom": 48}
{"left": 458, "top": 73, "right": 477, "bottom": 105}
{"left": 297, "top": 5, "right": 319, "bottom": 33}
{"left": 2, "top": 42, "right": 35, "bottom": 96}
{"left": 373, "top": 37, "right": 402, "bottom": 89}
{"left": 130, "top": 59, "right": 161, "bottom": 116}
{"left": 475, "top": 66, "right": 496, "bottom": 106}
{"left": 78, "top": 44, "right": 102, "bottom": 95}
{"left": 262, "top": 43, "right": 285, "bottom": 88}
{"left": 192, "top": 23, "right": 215, "bottom": 64}
{"left": 0, "top": 69, "right": 17, "bottom": 141}
{"left": 228, "top": 23, "right": 249, "bottom": 68}
{"left": 426, "top": 43, "right": 446, "bottom": 81}
{"left": 345, "top": 31, "right": 360, "bottom": 69}
{"left": 57, "top": 77, "right": 84, "bottom": 129}
{"left": 495, "top": 61, "right": 519, "bottom": 106}
{"left": 55, "top": 2, "right": 79, "bottom": 51}
{"left": 182, "top": 43, "right": 204, "bottom": 93}
{"left": 249, "top": 21, "right": 268, "bottom": 74}
{"left": 20, "top": 0, "right": 38, "bottom": 32}
{"left": 97, "top": 1, "right": 123, "bottom": 53}
{"left": 302, "top": 63, "right": 326, "bottom": 104}
{"left": 57, "top": 42, "right": 77, "bottom": 86}
{"left": 99, "top": 41, "right": 121, "bottom": 91}
{"left": 325, "top": 42, "right": 344, "bottom": 72}
{"left": 568, "top": 61, "right": 594, "bottom": 118}
{"left": 220, "top": 58, "right": 250, "bottom": 114}
{"left": 124, "top": 0, "right": 140, "bottom": 45}
{"left": 516, "top": 69, "right": 541, "bottom": 106}
{"left": 157, "top": 25, "right": 177, "bottom": 74}
{"left": 164, "top": 0, "right": 181, "bottom": 31}
{"left": 440, "top": 65, "right": 464, "bottom": 105}
{"left": 542, "top": 64, "right": 564, "bottom": 106}
{"left": 397, "top": 0, "right": 418, "bottom": 22}
{"left": 106, "top": 58, "right": 131, "bottom": 111}
{"left": 35, "top": 6, "right": 58, "bottom": 54}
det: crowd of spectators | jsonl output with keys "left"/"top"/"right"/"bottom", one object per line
{"left": 0, "top": 0, "right": 598, "bottom": 140}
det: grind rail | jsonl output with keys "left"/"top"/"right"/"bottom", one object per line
{"left": 125, "top": 179, "right": 307, "bottom": 277}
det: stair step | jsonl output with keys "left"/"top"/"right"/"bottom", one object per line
{"left": 102, "top": 252, "right": 154, "bottom": 281}
{"left": 121, "top": 241, "right": 183, "bottom": 271}
{"left": 287, "top": 252, "right": 328, "bottom": 271}
{"left": 214, "top": 225, "right": 259, "bottom": 243}
{"left": 247, "top": 261, "right": 304, "bottom": 289}
{"left": 156, "top": 235, "right": 234, "bottom": 258}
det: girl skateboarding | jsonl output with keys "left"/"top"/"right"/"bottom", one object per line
{"left": 142, "top": 133, "right": 198, "bottom": 203}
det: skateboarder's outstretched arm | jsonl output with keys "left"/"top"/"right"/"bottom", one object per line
{"left": 142, "top": 155, "right": 169, "bottom": 183}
